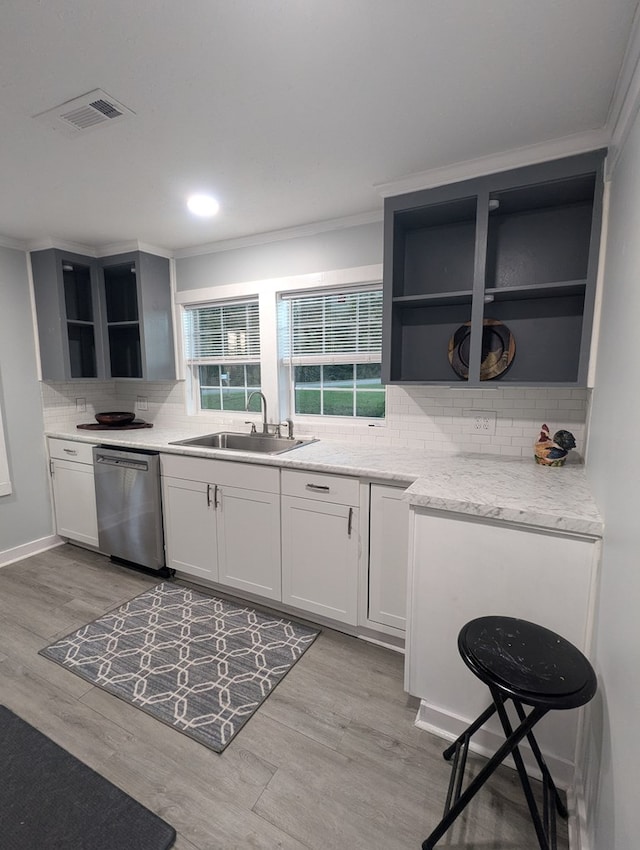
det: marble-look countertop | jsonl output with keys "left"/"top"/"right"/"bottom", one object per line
{"left": 46, "top": 425, "right": 603, "bottom": 538}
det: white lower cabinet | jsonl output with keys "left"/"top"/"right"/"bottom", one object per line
{"left": 161, "top": 476, "right": 218, "bottom": 582}
{"left": 405, "top": 507, "right": 601, "bottom": 783}
{"left": 48, "top": 438, "right": 99, "bottom": 548}
{"left": 281, "top": 469, "right": 359, "bottom": 625}
{"left": 161, "top": 455, "right": 281, "bottom": 600}
{"left": 367, "top": 483, "right": 409, "bottom": 631}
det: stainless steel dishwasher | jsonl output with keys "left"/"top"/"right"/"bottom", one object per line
{"left": 93, "top": 446, "right": 167, "bottom": 573}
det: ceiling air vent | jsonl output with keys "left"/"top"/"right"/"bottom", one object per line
{"left": 33, "top": 89, "right": 135, "bottom": 137}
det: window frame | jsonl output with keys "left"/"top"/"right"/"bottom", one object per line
{"left": 182, "top": 298, "right": 263, "bottom": 415}
{"left": 280, "top": 285, "right": 385, "bottom": 421}
{"left": 175, "top": 264, "right": 385, "bottom": 426}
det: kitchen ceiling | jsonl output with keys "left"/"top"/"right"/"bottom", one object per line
{"left": 0, "top": 0, "right": 638, "bottom": 253}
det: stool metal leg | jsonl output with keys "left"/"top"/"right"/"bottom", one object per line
{"left": 512, "top": 699, "right": 568, "bottom": 819}
{"left": 442, "top": 702, "right": 497, "bottom": 761}
{"left": 421, "top": 704, "right": 547, "bottom": 850}
{"left": 491, "top": 688, "right": 553, "bottom": 850}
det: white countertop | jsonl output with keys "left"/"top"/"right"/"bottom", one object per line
{"left": 46, "top": 425, "right": 603, "bottom": 537}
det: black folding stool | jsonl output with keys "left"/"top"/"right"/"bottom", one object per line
{"left": 422, "top": 616, "right": 597, "bottom": 850}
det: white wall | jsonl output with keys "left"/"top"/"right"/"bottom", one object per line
{"left": 175, "top": 221, "right": 384, "bottom": 290}
{"left": 0, "top": 246, "right": 54, "bottom": 557}
{"left": 583, "top": 112, "right": 640, "bottom": 847}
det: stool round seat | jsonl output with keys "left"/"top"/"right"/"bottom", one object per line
{"left": 458, "top": 616, "right": 597, "bottom": 711}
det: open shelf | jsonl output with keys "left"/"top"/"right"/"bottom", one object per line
{"left": 393, "top": 196, "right": 477, "bottom": 298}
{"left": 382, "top": 150, "right": 606, "bottom": 386}
{"left": 482, "top": 294, "right": 585, "bottom": 384}
{"left": 393, "top": 290, "right": 474, "bottom": 308}
{"left": 388, "top": 303, "right": 472, "bottom": 383}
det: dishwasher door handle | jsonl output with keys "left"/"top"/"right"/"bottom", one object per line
{"left": 95, "top": 454, "right": 149, "bottom": 472}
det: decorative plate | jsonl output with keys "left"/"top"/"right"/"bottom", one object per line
{"left": 448, "top": 318, "right": 515, "bottom": 380}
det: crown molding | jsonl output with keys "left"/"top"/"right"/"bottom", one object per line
{"left": 94, "top": 240, "right": 173, "bottom": 258}
{"left": 0, "top": 234, "right": 28, "bottom": 251}
{"left": 173, "top": 209, "right": 383, "bottom": 259}
{"left": 604, "top": 3, "right": 640, "bottom": 176}
{"left": 374, "top": 129, "right": 610, "bottom": 198}
{"left": 23, "top": 238, "right": 173, "bottom": 258}
{"left": 25, "top": 237, "right": 97, "bottom": 256}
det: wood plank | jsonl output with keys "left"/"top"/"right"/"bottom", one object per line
{"left": 0, "top": 546, "right": 568, "bottom": 850}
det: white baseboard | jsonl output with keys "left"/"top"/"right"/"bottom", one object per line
{"left": 414, "top": 699, "right": 575, "bottom": 789}
{"left": 567, "top": 770, "right": 590, "bottom": 850}
{"left": 0, "top": 535, "right": 63, "bottom": 568}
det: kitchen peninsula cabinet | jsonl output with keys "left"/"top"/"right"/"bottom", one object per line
{"left": 382, "top": 149, "right": 606, "bottom": 386}
{"left": 281, "top": 469, "right": 359, "bottom": 625}
{"left": 48, "top": 438, "right": 99, "bottom": 547}
{"left": 161, "top": 454, "right": 281, "bottom": 600}
{"left": 405, "top": 507, "right": 601, "bottom": 783}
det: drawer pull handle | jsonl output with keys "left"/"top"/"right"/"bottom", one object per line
{"left": 347, "top": 507, "right": 354, "bottom": 537}
{"left": 63, "top": 448, "right": 78, "bottom": 455}
{"left": 306, "top": 483, "right": 330, "bottom": 492}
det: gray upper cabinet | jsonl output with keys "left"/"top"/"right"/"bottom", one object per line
{"left": 31, "top": 248, "right": 175, "bottom": 381}
{"left": 31, "top": 249, "right": 106, "bottom": 380}
{"left": 382, "top": 150, "right": 606, "bottom": 386}
{"left": 99, "top": 251, "right": 175, "bottom": 380}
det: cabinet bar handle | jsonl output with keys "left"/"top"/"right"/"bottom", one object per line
{"left": 49, "top": 460, "right": 55, "bottom": 476}
{"left": 214, "top": 484, "right": 219, "bottom": 508}
{"left": 347, "top": 507, "right": 353, "bottom": 537}
{"left": 206, "top": 484, "right": 212, "bottom": 507}
{"left": 306, "top": 483, "right": 330, "bottom": 492}
{"left": 63, "top": 448, "right": 78, "bottom": 455}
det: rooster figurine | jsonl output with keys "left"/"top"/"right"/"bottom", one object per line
{"left": 534, "top": 424, "right": 576, "bottom": 466}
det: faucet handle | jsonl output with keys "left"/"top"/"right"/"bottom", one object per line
{"left": 244, "top": 421, "right": 257, "bottom": 434}
{"left": 281, "top": 418, "right": 294, "bottom": 439}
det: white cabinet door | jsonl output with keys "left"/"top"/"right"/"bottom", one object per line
{"left": 217, "top": 485, "right": 281, "bottom": 601}
{"left": 368, "top": 484, "right": 409, "bottom": 631}
{"left": 281, "top": 495, "right": 359, "bottom": 625}
{"left": 51, "top": 458, "right": 99, "bottom": 547}
{"left": 162, "top": 476, "right": 218, "bottom": 581}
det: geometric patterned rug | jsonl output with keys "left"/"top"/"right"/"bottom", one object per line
{"left": 40, "top": 582, "right": 319, "bottom": 753}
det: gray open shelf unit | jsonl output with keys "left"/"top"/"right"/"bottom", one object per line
{"left": 31, "top": 248, "right": 175, "bottom": 381}
{"left": 382, "top": 150, "right": 607, "bottom": 386}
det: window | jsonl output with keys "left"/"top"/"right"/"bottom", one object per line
{"left": 183, "top": 300, "right": 262, "bottom": 412}
{"left": 281, "top": 288, "right": 385, "bottom": 418}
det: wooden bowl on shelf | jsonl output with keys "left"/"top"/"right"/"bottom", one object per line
{"left": 95, "top": 411, "right": 136, "bottom": 426}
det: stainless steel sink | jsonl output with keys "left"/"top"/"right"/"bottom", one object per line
{"left": 169, "top": 431, "right": 317, "bottom": 455}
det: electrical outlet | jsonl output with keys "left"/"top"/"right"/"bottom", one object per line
{"left": 75, "top": 397, "right": 86, "bottom": 413}
{"left": 465, "top": 409, "right": 497, "bottom": 434}
{"left": 136, "top": 396, "right": 148, "bottom": 411}
{"left": 472, "top": 411, "right": 497, "bottom": 434}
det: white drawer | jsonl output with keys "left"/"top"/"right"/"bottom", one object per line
{"left": 161, "top": 453, "right": 279, "bottom": 493}
{"left": 48, "top": 438, "right": 95, "bottom": 464}
{"left": 281, "top": 469, "right": 359, "bottom": 505}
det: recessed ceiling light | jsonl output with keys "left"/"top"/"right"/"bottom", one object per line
{"left": 187, "top": 194, "right": 220, "bottom": 217}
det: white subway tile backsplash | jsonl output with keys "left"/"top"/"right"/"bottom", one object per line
{"left": 40, "top": 379, "right": 589, "bottom": 459}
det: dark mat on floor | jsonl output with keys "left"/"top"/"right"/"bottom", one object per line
{"left": 40, "top": 582, "right": 320, "bottom": 752}
{"left": 0, "top": 705, "right": 176, "bottom": 850}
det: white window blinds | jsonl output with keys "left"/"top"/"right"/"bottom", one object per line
{"left": 183, "top": 300, "right": 260, "bottom": 363}
{"left": 281, "top": 288, "right": 383, "bottom": 363}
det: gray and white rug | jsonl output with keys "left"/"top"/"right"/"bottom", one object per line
{"left": 40, "top": 583, "right": 319, "bottom": 752}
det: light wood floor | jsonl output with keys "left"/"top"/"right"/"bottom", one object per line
{"left": 0, "top": 544, "right": 568, "bottom": 850}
